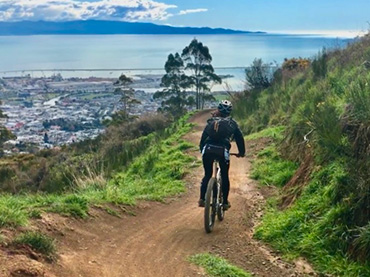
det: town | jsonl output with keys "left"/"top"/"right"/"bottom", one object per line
{"left": 0, "top": 73, "right": 164, "bottom": 154}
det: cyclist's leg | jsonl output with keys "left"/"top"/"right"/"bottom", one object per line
{"left": 219, "top": 157, "right": 230, "bottom": 205}
{"left": 200, "top": 153, "right": 214, "bottom": 201}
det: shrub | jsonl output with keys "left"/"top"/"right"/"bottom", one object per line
{"left": 312, "top": 48, "right": 328, "bottom": 79}
{"left": 245, "top": 58, "right": 272, "bottom": 90}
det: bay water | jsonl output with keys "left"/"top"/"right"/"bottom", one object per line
{"left": 0, "top": 34, "right": 352, "bottom": 91}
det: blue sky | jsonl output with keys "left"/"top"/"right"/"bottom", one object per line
{"left": 0, "top": 0, "right": 369, "bottom": 35}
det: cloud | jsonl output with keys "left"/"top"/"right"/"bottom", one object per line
{"left": 178, "top": 8, "right": 208, "bottom": 16}
{"left": 0, "top": 0, "right": 177, "bottom": 22}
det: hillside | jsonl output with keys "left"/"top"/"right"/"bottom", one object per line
{"left": 0, "top": 111, "right": 316, "bottom": 277}
{"left": 0, "top": 20, "right": 258, "bottom": 35}
{"left": 232, "top": 34, "right": 370, "bottom": 275}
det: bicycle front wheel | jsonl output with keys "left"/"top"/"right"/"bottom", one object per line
{"left": 204, "top": 177, "right": 217, "bottom": 233}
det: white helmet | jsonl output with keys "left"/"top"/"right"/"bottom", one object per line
{"left": 218, "top": 100, "right": 232, "bottom": 115}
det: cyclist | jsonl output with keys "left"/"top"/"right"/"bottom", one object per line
{"left": 199, "top": 100, "right": 245, "bottom": 210}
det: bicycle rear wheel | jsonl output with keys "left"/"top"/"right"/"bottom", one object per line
{"left": 217, "top": 188, "right": 225, "bottom": 221}
{"left": 204, "top": 177, "right": 217, "bottom": 233}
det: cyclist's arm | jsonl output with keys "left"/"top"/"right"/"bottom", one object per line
{"left": 199, "top": 128, "right": 209, "bottom": 153}
{"left": 234, "top": 125, "right": 246, "bottom": 157}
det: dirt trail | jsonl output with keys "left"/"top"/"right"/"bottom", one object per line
{"left": 39, "top": 111, "right": 311, "bottom": 277}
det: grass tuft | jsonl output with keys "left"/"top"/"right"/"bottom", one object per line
{"left": 48, "top": 194, "right": 89, "bottom": 218}
{"left": 189, "top": 253, "right": 251, "bottom": 277}
{"left": 245, "top": 126, "right": 285, "bottom": 141}
{"left": 13, "top": 231, "right": 56, "bottom": 259}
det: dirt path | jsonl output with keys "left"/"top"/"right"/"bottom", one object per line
{"left": 36, "top": 111, "right": 312, "bottom": 277}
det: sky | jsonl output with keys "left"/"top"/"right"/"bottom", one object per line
{"left": 0, "top": 0, "right": 369, "bottom": 36}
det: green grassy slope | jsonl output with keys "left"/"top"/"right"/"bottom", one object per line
{"left": 0, "top": 114, "right": 196, "bottom": 228}
{"left": 233, "top": 35, "right": 370, "bottom": 276}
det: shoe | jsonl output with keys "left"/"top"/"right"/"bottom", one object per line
{"left": 223, "top": 201, "right": 231, "bottom": 211}
{"left": 198, "top": 199, "right": 205, "bottom": 207}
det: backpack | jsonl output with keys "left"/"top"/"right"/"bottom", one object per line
{"left": 206, "top": 117, "right": 234, "bottom": 142}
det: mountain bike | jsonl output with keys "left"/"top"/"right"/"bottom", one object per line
{"left": 204, "top": 153, "right": 238, "bottom": 233}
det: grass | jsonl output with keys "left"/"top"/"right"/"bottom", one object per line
{"left": 0, "top": 113, "right": 196, "bottom": 228}
{"left": 248, "top": 127, "right": 370, "bottom": 275}
{"left": 104, "top": 206, "right": 121, "bottom": 218}
{"left": 106, "top": 122, "right": 196, "bottom": 203}
{"left": 245, "top": 126, "right": 285, "bottom": 141}
{"left": 189, "top": 253, "right": 251, "bottom": 277}
{"left": 247, "top": 127, "right": 297, "bottom": 187}
{"left": 13, "top": 231, "right": 56, "bottom": 259}
{"left": 250, "top": 145, "right": 298, "bottom": 187}
{"left": 254, "top": 162, "right": 370, "bottom": 276}
{"left": 232, "top": 35, "right": 370, "bottom": 276}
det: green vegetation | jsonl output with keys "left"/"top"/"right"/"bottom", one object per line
{"left": 13, "top": 231, "right": 56, "bottom": 259}
{"left": 154, "top": 52, "right": 194, "bottom": 118}
{"left": 189, "top": 253, "right": 251, "bottom": 277}
{"left": 255, "top": 162, "right": 370, "bottom": 276}
{"left": 154, "top": 38, "right": 221, "bottom": 115}
{"left": 0, "top": 113, "right": 169, "bottom": 193}
{"left": 233, "top": 34, "right": 370, "bottom": 275}
{"left": 43, "top": 117, "right": 101, "bottom": 131}
{"left": 245, "top": 58, "right": 272, "bottom": 91}
{"left": 0, "top": 101, "right": 15, "bottom": 156}
{"left": 250, "top": 145, "right": 298, "bottom": 187}
{"left": 182, "top": 39, "right": 221, "bottom": 110}
{"left": 246, "top": 127, "right": 298, "bottom": 187}
{"left": 0, "top": 114, "right": 195, "bottom": 228}
{"left": 244, "top": 126, "right": 285, "bottom": 141}
{"left": 113, "top": 74, "right": 140, "bottom": 116}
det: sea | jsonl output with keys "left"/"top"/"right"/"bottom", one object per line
{"left": 0, "top": 34, "right": 353, "bottom": 91}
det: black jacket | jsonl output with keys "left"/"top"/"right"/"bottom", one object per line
{"left": 199, "top": 117, "right": 245, "bottom": 156}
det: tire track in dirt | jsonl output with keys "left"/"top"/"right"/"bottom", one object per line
{"left": 46, "top": 110, "right": 311, "bottom": 277}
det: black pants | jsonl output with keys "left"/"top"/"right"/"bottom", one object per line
{"left": 200, "top": 152, "right": 230, "bottom": 204}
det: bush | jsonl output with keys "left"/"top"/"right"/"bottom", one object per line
{"left": 245, "top": 58, "right": 272, "bottom": 90}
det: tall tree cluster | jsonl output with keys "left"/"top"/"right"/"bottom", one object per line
{"left": 154, "top": 53, "right": 193, "bottom": 117}
{"left": 154, "top": 39, "right": 221, "bottom": 117}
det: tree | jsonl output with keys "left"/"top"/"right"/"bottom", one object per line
{"left": 113, "top": 74, "right": 140, "bottom": 115}
{"left": 181, "top": 39, "right": 221, "bottom": 109}
{"left": 43, "top": 132, "right": 49, "bottom": 143}
{"left": 245, "top": 58, "right": 271, "bottom": 91}
{"left": 0, "top": 101, "right": 14, "bottom": 156}
{"left": 153, "top": 53, "right": 193, "bottom": 117}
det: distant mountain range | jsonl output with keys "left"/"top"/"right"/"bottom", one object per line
{"left": 0, "top": 20, "right": 263, "bottom": 35}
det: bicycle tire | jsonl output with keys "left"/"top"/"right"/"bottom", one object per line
{"left": 204, "top": 177, "right": 216, "bottom": 233}
{"left": 217, "top": 188, "right": 225, "bottom": 221}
